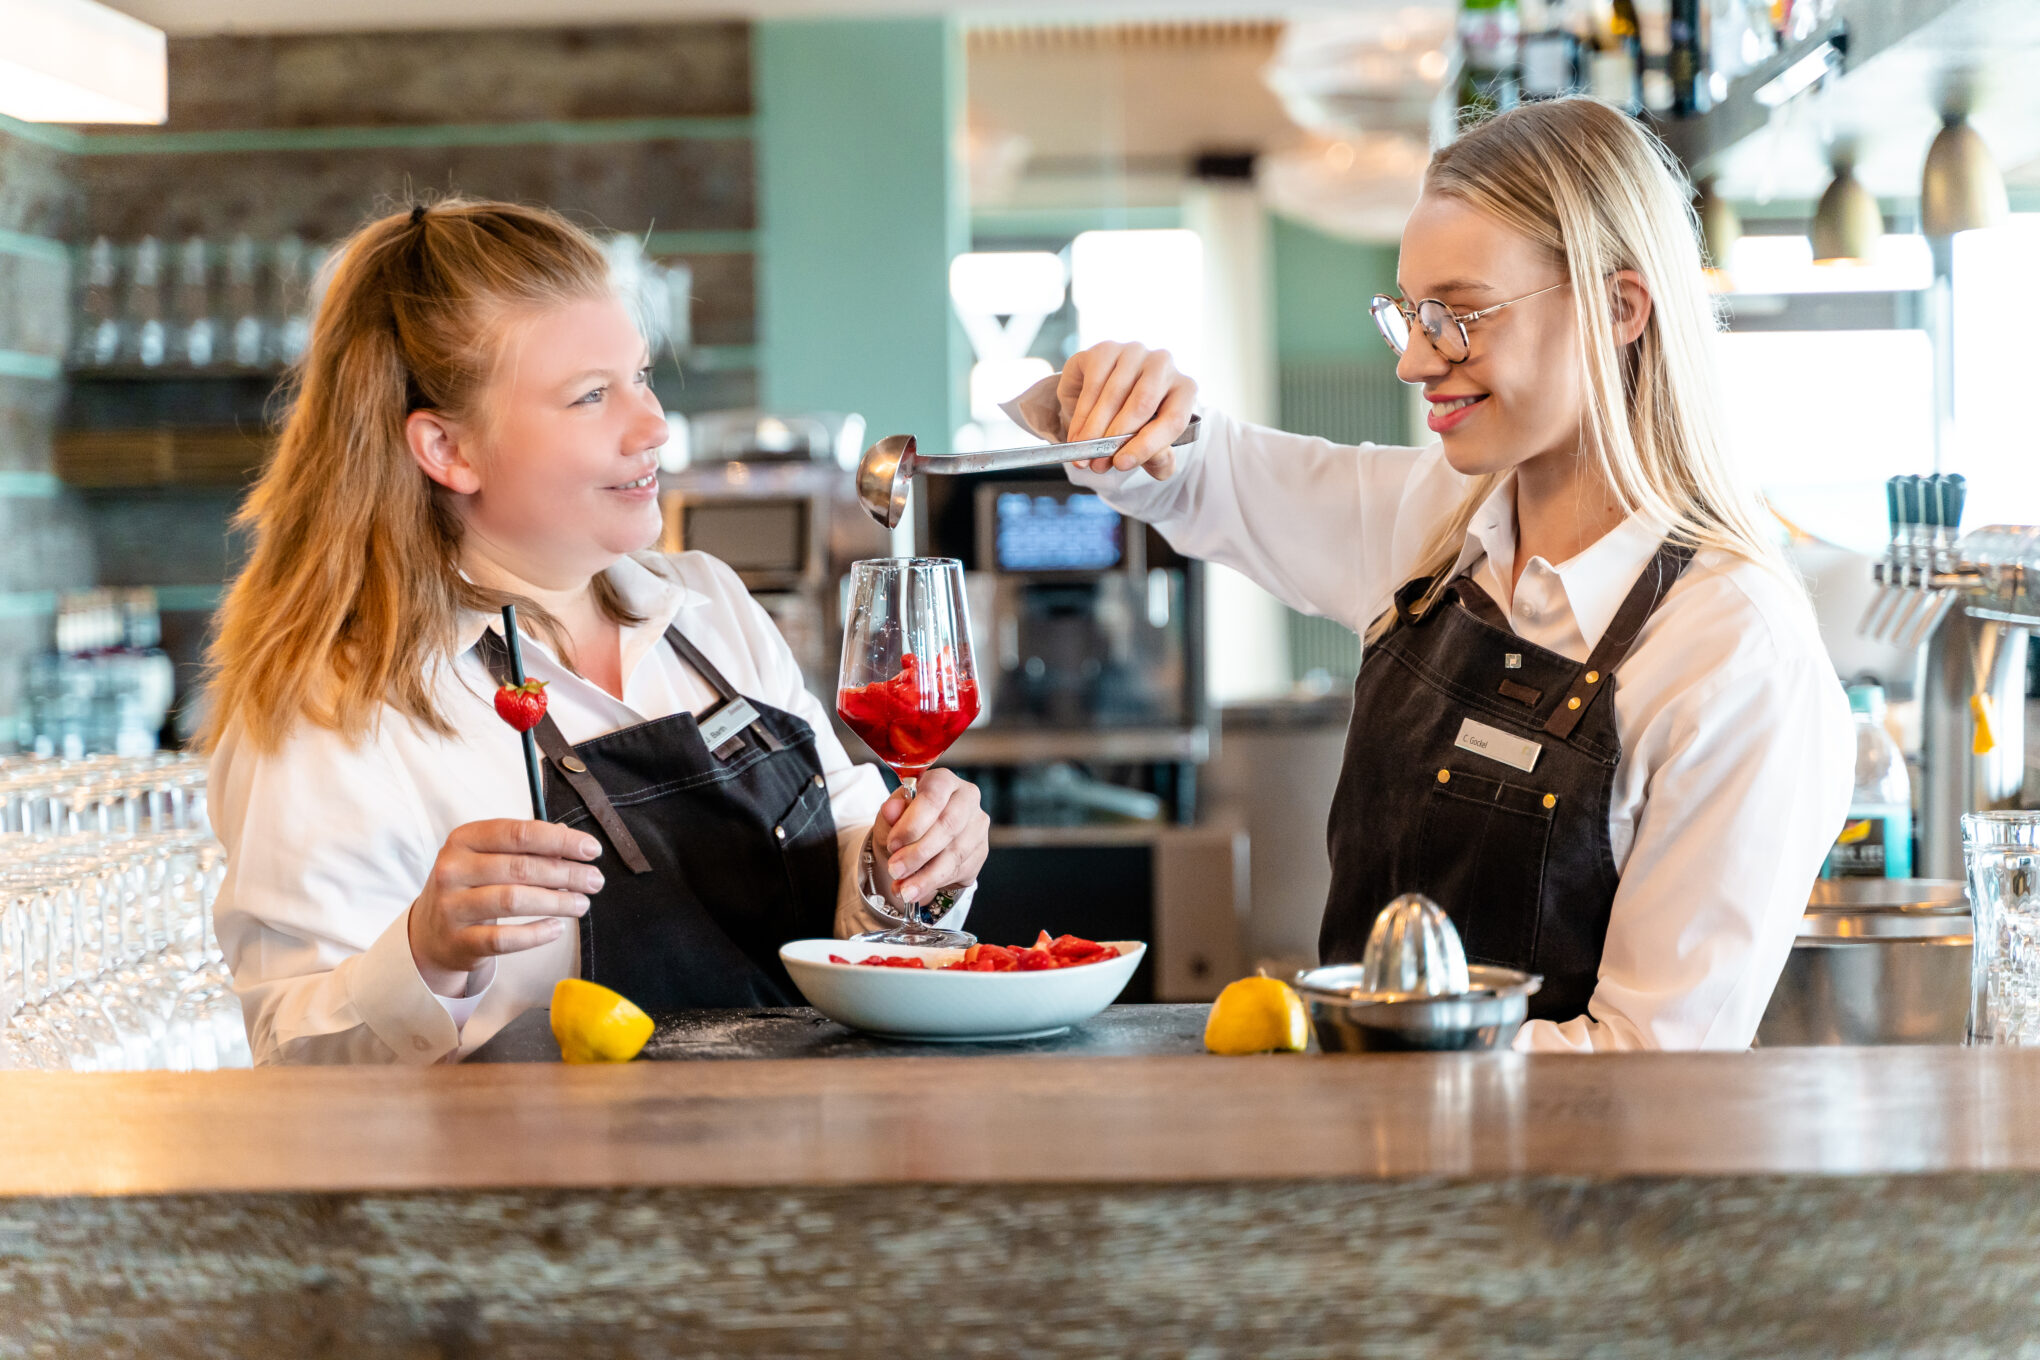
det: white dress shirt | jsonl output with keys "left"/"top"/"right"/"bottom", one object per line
{"left": 1070, "top": 410, "right": 1854, "bottom": 1052}
{"left": 210, "top": 551, "right": 971, "bottom": 1065}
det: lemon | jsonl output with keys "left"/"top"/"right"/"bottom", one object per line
{"left": 1203, "top": 975, "right": 1310, "bottom": 1055}
{"left": 549, "top": 978, "right": 655, "bottom": 1064}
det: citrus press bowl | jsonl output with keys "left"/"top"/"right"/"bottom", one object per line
{"left": 1294, "top": 894, "right": 1541, "bottom": 1052}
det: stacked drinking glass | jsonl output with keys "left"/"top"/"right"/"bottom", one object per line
{"left": 0, "top": 753, "right": 249, "bottom": 1071}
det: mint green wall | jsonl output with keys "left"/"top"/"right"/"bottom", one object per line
{"left": 1270, "top": 215, "right": 1401, "bottom": 365}
{"left": 754, "top": 19, "right": 966, "bottom": 446}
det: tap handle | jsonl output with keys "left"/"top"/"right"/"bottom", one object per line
{"left": 1920, "top": 473, "right": 1942, "bottom": 529}
{"left": 1885, "top": 476, "right": 1902, "bottom": 539}
{"left": 1898, "top": 475, "right": 1921, "bottom": 530}
{"left": 1942, "top": 473, "right": 1966, "bottom": 533}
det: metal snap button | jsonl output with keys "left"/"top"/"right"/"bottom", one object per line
{"left": 1585, "top": 670, "right": 1600, "bottom": 685}
{"left": 774, "top": 825, "right": 786, "bottom": 840}
{"left": 561, "top": 755, "right": 588, "bottom": 774}
{"left": 1543, "top": 794, "right": 1557, "bottom": 809}
{"left": 1567, "top": 696, "right": 1582, "bottom": 710}
{"left": 813, "top": 775, "right": 825, "bottom": 788}
{"left": 1437, "top": 769, "right": 1451, "bottom": 784}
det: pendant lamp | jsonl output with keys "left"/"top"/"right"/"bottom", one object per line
{"left": 1697, "top": 178, "right": 1743, "bottom": 283}
{"left": 1921, "top": 115, "right": 2007, "bottom": 238}
{"left": 1811, "top": 162, "right": 1882, "bottom": 265}
{"left": 0, "top": 0, "right": 167, "bottom": 125}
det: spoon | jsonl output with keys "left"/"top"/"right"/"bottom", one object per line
{"left": 855, "top": 416, "right": 1202, "bottom": 530}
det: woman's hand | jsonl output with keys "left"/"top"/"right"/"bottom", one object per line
{"left": 407, "top": 819, "right": 604, "bottom": 996}
{"left": 870, "top": 769, "right": 990, "bottom": 910}
{"left": 1059, "top": 341, "right": 1198, "bottom": 480}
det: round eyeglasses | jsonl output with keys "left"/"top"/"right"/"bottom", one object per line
{"left": 1370, "top": 282, "right": 1569, "bottom": 363}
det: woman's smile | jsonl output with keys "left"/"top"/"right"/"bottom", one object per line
{"left": 604, "top": 467, "right": 660, "bottom": 498}
{"left": 1426, "top": 391, "right": 1490, "bottom": 434}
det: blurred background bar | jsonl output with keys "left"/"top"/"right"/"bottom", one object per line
{"left": 2, "top": 0, "right": 2039, "bottom": 1006}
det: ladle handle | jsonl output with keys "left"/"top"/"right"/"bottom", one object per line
{"left": 918, "top": 415, "right": 1202, "bottom": 476}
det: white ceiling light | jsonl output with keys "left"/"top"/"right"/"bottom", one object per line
{"left": 0, "top": 0, "right": 167, "bottom": 124}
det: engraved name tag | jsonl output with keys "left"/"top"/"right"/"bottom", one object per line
{"left": 1453, "top": 717, "right": 1542, "bottom": 774}
{"left": 698, "top": 696, "right": 761, "bottom": 758}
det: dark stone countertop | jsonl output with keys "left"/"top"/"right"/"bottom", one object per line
{"left": 465, "top": 1003, "right": 1210, "bottom": 1063}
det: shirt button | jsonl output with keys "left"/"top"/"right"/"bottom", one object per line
{"left": 412, "top": 1036, "right": 431, "bottom": 1053}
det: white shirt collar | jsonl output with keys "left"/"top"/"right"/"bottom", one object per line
{"left": 452, "top": 554, "right": 710, "bottom": 660}
{"left": 1451, "top": 473, "right": 1671, "bottom": 652}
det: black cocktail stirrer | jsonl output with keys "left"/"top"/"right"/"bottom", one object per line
{"left": 500, "top": 604, "right": 548, "bottom": 821}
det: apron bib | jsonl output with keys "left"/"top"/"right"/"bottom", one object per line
{"left": 476, "top": 624, "right": 839, "bottom": 1010}
{"left": 1321, "top": 541, "right": 1692, "bottom": 1021}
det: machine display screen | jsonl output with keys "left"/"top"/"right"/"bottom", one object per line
{"left": 682, "top": 500, "right": 808, "bottom": 574}
{"left": 994, "top": 491, "right": 1123, "bottom": 572}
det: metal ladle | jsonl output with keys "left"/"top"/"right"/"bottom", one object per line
{"left": 854, "top": 416, "right": 1202, "bottom": 530}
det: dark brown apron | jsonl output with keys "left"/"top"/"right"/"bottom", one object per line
{"left": 1321, "top": 541, "right": 1694, "bottom": 1021}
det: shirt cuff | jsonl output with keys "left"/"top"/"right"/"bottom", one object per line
{"left": 429, "top": 959, "right": 496, "bottom": 1030}
{"left": 344, "top": 906, "right": 467, "bottom": 1065}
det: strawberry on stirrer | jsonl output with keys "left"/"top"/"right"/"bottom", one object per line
{"left": 494, "top": 677, "right": 549, "bottom": 732}
{"left": 498, "top": 604, "right": 549, "bottom": 821}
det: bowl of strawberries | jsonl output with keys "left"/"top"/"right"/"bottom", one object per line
{"left": 778, "top": 932, "right": 1146, "bottom": 1041}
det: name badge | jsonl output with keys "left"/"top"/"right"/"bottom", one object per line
{"left": 1453, "top": 717, "right": 1542, "bottom": 774}
{"left": 698, "top": 696, "right": 761, "bottom": 759}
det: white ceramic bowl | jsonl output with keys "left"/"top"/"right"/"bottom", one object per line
{"left": 779, "top": 938, "right": 1147, "bottom": 1041}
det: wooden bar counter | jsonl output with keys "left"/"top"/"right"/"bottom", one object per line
{"left": 8, "top": 1023, "right": 2040, "bottom": 1356}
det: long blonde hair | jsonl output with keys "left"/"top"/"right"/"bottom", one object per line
{"left": 1371, "top": 96, "right": 1781, "bottom": 643}
{"left": 203, "top": 198, "right": 642, "bottom": 751}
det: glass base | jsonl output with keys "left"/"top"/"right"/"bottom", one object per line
{"left": 853, "top": 924, "right": 976, "bottom": 949}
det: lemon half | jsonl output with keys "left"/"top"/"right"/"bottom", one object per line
{"left": 1203, "top": 975, "right": 1310, "bottom": 1055}
{"left": 550, "top": 978, "right": 654, "bottom": 1064}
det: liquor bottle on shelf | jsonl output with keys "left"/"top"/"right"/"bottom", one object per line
{"left": 1593, "top": 0, "right": 1645, "bottom": 115}
{"left": 1520, "top": 0, "right": 1588, "bottom": 99}
{"left": 1456, "top": 0, "right": 1523, "bottom": 120}
{"left": 1668, "top": 0, "right": 1707, "bottom": 116}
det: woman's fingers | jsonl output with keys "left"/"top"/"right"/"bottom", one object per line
{"left": 1111, "top": 379, "right": 1198, "bottom": 478}
{"left": 884, "top": 774, "right": 984, "bottom": 888}
{"left": 456, "top": 918, "right": 568, "bottom": 964}
{"left": 451, "top": 819, "right": 602, "bottom": 863}
{"left": 1066, "top": 343, "right": 1151, "bottom": 441}
{"left": 447, "top": 848, "right": 604, "bottom": 896}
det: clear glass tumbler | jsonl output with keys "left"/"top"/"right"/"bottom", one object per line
{"left": 1965, "top": 811, "right": 2040, "bottom": 1044}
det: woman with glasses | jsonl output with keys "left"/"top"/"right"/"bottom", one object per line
{"left": 1010, "top": 97, "right": 1853, "bottom": 1051}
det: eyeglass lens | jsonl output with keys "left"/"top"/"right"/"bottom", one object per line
{"left": 1371, "top": 297, "right": 1469, "bottom": 362}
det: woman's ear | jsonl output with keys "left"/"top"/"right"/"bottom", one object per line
{"left": 406, "top": 409, "right": 481, "bottom": 495}
{"left": 1609, "top": 269, "right": 1653, "bottom": 346}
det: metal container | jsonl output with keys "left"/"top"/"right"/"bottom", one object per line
{"left": 1754, "top": 879, "right": 1972, "bottom": 1047}
{"left": 1295, "top": 963, "right": 1542, "bottom": 1052}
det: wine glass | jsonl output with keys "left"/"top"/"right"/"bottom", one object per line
{"left": 837, "top": 558, "right": 981, "bottom": 948}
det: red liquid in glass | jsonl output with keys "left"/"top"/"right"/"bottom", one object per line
{"left": 837, "top": 650, "right": 980, "bottom": 780}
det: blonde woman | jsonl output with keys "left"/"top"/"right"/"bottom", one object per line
{"left": 205, "top": 200, "right": 988, "bottom": 1064}
{"left": 1024, "top": 97, "right": 1852, "bottom": 1051}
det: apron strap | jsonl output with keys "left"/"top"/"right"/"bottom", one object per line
{"left": 1542, "top": 539, "right": 1697, "bottom": 740}
{"left": 471, "top": 628, "right": 656, "bottom": 875}
{"left": 664, "top": 625, "right": 783, "bottom": 752}
{"left": 1444, "top": 574, "right": 1513, "bottom": 632}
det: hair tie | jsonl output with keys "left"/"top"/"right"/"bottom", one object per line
{"left": 409, "top": 204, "right": 428, "bottom": 226}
